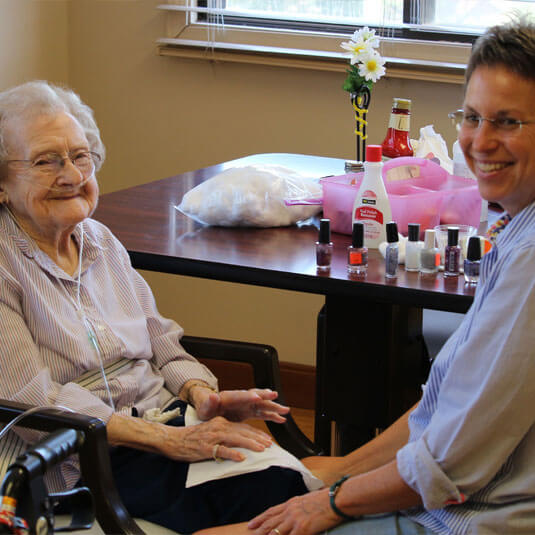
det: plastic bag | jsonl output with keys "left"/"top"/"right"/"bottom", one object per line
{"left": 176, "top": 164, "right": 322, "bottom": 227}
{"left": 411, "top": 125, "right": 453, "bottom": 174}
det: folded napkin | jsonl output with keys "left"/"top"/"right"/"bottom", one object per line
{"left": 184, "top": 406, "right": 324, "bottom": 491}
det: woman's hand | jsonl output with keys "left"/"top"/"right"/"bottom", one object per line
{"left": 107, "top": 413, "right": 273, "bottom": 463}
{"left": 247, "top": 489, "right": 342, "bottom": 535}
{"left": 193, "top": 388, "right": 290, "bottom": 423}
{"left": 159, "top": 415, "right": 274, "bottom": 463}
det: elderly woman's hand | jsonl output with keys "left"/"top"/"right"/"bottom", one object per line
{"left": 107, "top": 413, "right": 273, "bottom": 463}
{"left": 193, "top": 388, "right": 290, "bottom": 423}
{"left": 159, "top": 415, "right": 274, "bottom": 463}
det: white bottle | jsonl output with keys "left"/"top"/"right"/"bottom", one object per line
{"left": 352, "top": 145, "right": 392, "bottom": 249}
{"left": 453, "top": 140, "right": 488, "bottom": 223}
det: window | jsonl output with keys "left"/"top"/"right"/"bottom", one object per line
{"left": 157, "top": 1, "right": 535, "bottom": 83}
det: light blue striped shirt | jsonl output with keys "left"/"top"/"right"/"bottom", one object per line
{"left": 0, "top": 208, "right": 217, "bottom": 489}
{"left": 397, "top": 202, "right": 535, "bottom": 534}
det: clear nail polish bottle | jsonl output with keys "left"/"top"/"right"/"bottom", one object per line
{"left": 464, "top": 236, "right": 481, "bottom": 284}
{"left": 419, "top": 229, "right": 440, "bottom": 274}
{"left": 444, "top": 227, "right": 461, "bottom": 277}
{"left": 347, "top": 222, "right": 368, "bottom": 274}
{"left": 405, "top": 223, "right": 421, "bottom": 272}
{"left": 385, "top": 221, "right": 399, "bottom": 279}
{"left": 316, "top": 218, "right": 333, "bottom": 273}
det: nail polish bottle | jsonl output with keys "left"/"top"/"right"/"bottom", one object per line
{"left": 464, "top": 236, "right": 481, "bottom": 284}
{"left": 385, "top": 221, "right": 399, "bottom": 279}
{"left": 444, "top": 227, "right": 461, "bottom": 277}
{"left": 316, "top": 218, "right": 333, "bottom": 273}
{"left": 347, "top": 222, "right": 368, "bottom": 274}
{"left": 419, "top": 229, "right": 440, "bottom": 274}
{"left": 405, "top": 223, "right": 421, "bottom": 272}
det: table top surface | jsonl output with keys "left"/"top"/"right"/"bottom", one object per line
{"left": 93, "top": 153, "right": 491, "bottom": 313}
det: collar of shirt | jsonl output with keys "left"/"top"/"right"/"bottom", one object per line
{"left": 0, "top": 207, "right": 105, "bottom": 280}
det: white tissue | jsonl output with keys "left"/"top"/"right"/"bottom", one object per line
{"left": 184, "top": 406, "right": 324, "bottom": 491}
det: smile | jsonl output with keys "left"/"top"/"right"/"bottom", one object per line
{"left": 474, "top": 161, "right": 511, "bottom": 173}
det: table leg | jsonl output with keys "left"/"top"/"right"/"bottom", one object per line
{"left": 315, "top": 295, "right": 430, "bottom": 455}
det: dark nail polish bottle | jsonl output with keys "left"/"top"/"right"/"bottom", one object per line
{"left": 385, "top": 221, "right": 399, "bottom": 279}
{"left": 444, "top": 227, "right": 460, "bottom": 277}
{"left": 347, "top": 222, "right": 368, "bottom": 274}
{"left": 316, "top": 218, "right": 333, "bottom": 273}
{"left": 464, "top": 236, "right": 481, "bottom": 284}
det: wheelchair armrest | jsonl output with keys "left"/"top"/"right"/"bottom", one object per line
{"left": 0, "top": 400, "right": 144, "bottom": 535}
{"left": 181, "top": 335, "right": 323, "bottom": 458}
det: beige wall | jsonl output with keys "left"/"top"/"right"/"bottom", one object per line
{"left": 0, "top": 0, "right": 69, "bottom": 88}
{"left": 1, "top": 0, "right": 466, "bottom": 367}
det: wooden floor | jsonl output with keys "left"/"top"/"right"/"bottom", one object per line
{"left": 249, "top": 407, "right": 315, "bottom": 444}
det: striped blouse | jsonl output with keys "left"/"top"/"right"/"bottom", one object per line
{"left": 397, "top": 202, "right": 535, "bottom": 534}
{"left": 0, "top": 207, "right": 217, "bottom": 490}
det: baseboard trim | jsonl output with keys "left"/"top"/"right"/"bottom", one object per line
{"left": 199, "top": 358, "right": 316, "bottom": 410}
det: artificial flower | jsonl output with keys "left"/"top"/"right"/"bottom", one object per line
{"left": 358, "top": 51, "right": 386, "bottom": 82}
{"left": 341, "top": 26, "right": 386, "bottom": 94}
{"left": 340, "top": 36, "right": 373, "bottom": 64}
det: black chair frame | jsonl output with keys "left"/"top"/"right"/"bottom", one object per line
{"left": 0, "top": 336, "right": 319, "bottom": 534}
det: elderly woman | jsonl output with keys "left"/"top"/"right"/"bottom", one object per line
{"left": 199, "top": 18, "right": 535, "bottom": 535}
{"left": 0, "top": 81, "right": 309, "bottom": 533}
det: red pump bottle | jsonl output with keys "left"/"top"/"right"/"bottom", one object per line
{"left": 381, "top": 98, "right": 413, "bottom": 159}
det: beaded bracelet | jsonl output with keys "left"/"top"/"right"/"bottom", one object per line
{"left": 329, "top": 475, "right": 356, "bottom": 521}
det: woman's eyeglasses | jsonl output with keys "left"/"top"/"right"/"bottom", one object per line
{"left": 6, "top": 151, "right": 100, "bottom": 178}
{"left": 448, "top": 109, "right": 535, "bottom": 134}
{"left": 5, "top": 151, "right": 100, "bottom": 192}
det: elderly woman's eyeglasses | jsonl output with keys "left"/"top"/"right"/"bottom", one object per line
{"left": 448, "top": 110, "right": 535, "bottom": 134}
{"left": 6, "top": 151, "right": 100, "bottom": 179}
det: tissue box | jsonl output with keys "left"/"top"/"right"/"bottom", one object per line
{"left": 321, "top": 157, "right": 482, "bottom": 236}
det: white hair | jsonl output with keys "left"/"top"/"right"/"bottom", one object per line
{"left": 0, "top": 80, "right": 105, "bottom": 170}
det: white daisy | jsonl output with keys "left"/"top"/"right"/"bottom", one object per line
{"left": 350, "top": 26, "right": 380, "bottom": 49}
{"left": 340, "top": 37, "right": 373, "bottom": 64}
{"left": 358, "top": 51, "right": 386, "bottom": 82}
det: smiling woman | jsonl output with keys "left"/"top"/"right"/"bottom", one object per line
{"left": 0, "top": 81, "right": 313, "bottom": 534}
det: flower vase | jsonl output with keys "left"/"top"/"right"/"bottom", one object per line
{"left": 351, "top": 85, "right": 371, "bottom": 162}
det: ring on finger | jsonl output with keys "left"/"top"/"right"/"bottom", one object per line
{"left": 271, "top": 529, "right": 281, "bottom": 535}
{"left": 212, "top": 443, "right": 223, "bottom": 463}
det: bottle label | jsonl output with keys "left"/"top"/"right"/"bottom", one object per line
{"left": 359, "top": 190, "right": 377, "bottom": 205}
{"left": 355, "top": 206, "right": 384, "bottom": 225}
{"left": 349, "top": 251, "right": 363, "bottom": 264}
{"left": 355, "top": 207, "right": 383, "bottom": 240}
{"left": 388, "top": 114, "right": 410, "bottom": 131}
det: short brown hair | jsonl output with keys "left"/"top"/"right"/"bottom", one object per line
{"left": 466, "top": 18, "right": 535, "bottom": 84}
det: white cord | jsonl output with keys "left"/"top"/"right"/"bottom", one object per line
{"left": 74, "top": 222, "right": 115, "bottom": 411}
{"left": 0, "top": 405, "right": 75, "bottom": 441}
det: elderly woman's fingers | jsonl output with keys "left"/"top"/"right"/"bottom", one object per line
{"left": 162, "top": 416, "right": 274, "bottom": 463}
{"left": 216, "top": 389, "right": 290, "bottom": 422}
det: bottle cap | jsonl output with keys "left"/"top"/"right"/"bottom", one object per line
{"left": 365, "top": 145, "right": 382, "bottom": 162}
{"left": 386, "top": 221, "right": 398, "bottom": 243}
{"left": 423, "top": 229, "right": 436, "bottom": 249}
{"left": 352, "top": 222, "right": 364, "bottom": 248}
{"left": 393, "top": 98, "right": 411, "bottom": 111}
{"left": 408, "top": 223, "right": 420, "bottom": 242}
{"left": 318, "top": 218, "right": 331, "bottom": 244}
{"left": 466, "top": 236, "right": 482, "bottom": 261}
{"left": 447, "top": 227, "right": 459, "bottom": 247}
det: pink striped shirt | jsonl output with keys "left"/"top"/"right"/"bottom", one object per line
{"left": 0, "top": 207, "right": 217, "bottom": 489}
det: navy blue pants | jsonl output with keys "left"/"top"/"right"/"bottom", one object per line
{"left": 110, "top": 401, "right": 308, "bottom": 533}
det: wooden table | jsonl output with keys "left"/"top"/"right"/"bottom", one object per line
{"left": 93, "top": 153, "right": 482, "bottom": 455}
